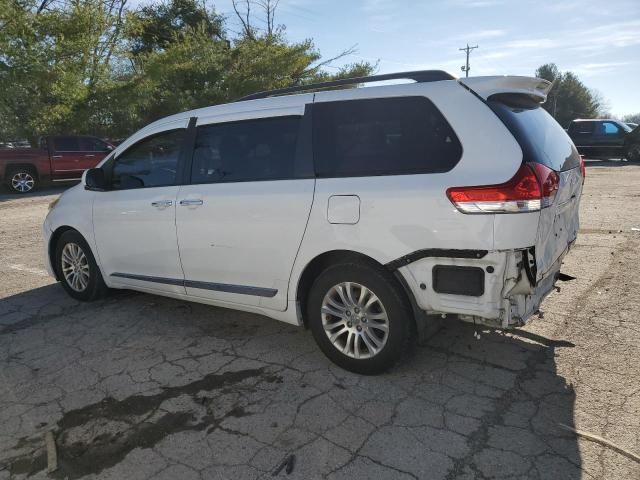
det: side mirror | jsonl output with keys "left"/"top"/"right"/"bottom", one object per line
{"left": 84, "top": 168, "right": 107, "bottom": 191}
{"left": 105, "top": 144, "right": 115, "bottom": 152}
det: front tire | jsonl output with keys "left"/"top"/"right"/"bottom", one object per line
{"left": 8, "top": 168, "right": 37, "bottom": 193}
{"left": 55, "top": 230, "right": 108, "bottom": 301}
{"left": 307, "top": 262, "right": 413, "bottom": 375}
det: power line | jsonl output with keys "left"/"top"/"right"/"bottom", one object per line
{"left": 459, "top": 44, "right": 478, "bottom": 78}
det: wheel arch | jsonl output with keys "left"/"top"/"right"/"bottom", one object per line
{"left": 295, "top": 249, "right": 417, "bottom": 329}
{"left": 48, "top": 226, "right": 80, "bottom": 280}
{"left": 5, "top": 163, "right": 39, "bottom": 178}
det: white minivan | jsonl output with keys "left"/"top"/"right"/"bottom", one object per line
{"left": 44, "top": 71, "right": 583, "bottom": 374}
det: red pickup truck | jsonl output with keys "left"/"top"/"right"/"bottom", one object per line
{"left": 0, "top": 135, "right": 113, "bottom": 193}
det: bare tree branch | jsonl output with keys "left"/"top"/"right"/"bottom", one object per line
{"left": 231, "top": 0, "right": 254, "bottom": 39}
{"left": 256, "top": 0, "right": 279, "bottom": 36}
{"left": 36, "top": 0, "right": 56, "bottom": 14}
{"left": 302, "top": 44, "right": 359, "bottom": 76}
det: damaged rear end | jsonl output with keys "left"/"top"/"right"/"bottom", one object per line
{"left": 400, "top": 76, "right": 583, "bottom": 329}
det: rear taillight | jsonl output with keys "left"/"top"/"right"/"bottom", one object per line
{"left": 528, "top": 162, "right": 559, "bottom": 207}
{"left": 580, "top": 155, "right": 586, "bottom": 183}
{"left": 446, "top": 163, "right": 559, "bottom": 214}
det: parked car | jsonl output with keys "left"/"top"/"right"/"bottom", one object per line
{"left": 0, "top": 140, "right": 31, "bottom": 149}
{"left": 0, "top": 135, "right": 113, "bottom": 193}
{"left": 44, "top": 71, "right": 583, "bottom": 374}
{"left": 567, "top": 118, "right": 640, "bottom": 161}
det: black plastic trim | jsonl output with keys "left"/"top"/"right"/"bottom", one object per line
{"left": 110, "top": 273, "right": 277, "bottom": 297}
{"left": 523, "top": 246, "right": 537, "bottom": 285}
{"left": 178, "top": 117, "right": 198, "bottom": 185}
{"left": 111, "top": 272, "right": 184, "bottom": 286}
{"left": 386, "top": 249, "right": 489, "bottom": 271}
{"left": 184, "top": 280, "right": 277, "bottom": 297}
{"left": 297, "top": 102, "right": 315, "bottom": 178}
{"left": 432, "top": 265, "right": 485, "bottom": 297}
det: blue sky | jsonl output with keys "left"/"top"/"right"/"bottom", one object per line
{"left": 145, "top": 0, "right": 640, "bottom": 116}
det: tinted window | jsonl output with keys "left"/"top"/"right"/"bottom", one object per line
{"left": 489, "top": 101, "right": 581, "bottom": 171}
{"left": 53, "top": 136, "right": 81, "bottom": 151}
{"left": 313, "top": 97, "right": 462, "bottom": 177}
{"left": 191, "top": 117, "right": 302, "bottom": 184}
{"left": 112, "top": 130, "right": 183, "bottom": 189}
{"left": 599, "top": 122, "right": 621, "bottom": 136}
{"left": 81, "top": 137, "right": 111, "bottom": 151}
{"left": 570, "top": 122, "right": 594, "bottom": 134}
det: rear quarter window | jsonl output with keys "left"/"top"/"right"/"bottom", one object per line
{"left": 489, "top": 98, "right": 580, "bottom": 171}
{"left": 312, "top": 96, "right": 462, "bottom": 177}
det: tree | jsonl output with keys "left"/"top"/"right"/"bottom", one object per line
{"left": 0, "top": 0, "right": 374, "bottom": 142}
{"left": 0, "top": 0, "right": 129, "bottom": 141}
{"left": 535, "top": 63, "right": 604, "bottom": 128}
{"left": 126, "top": 0, "right": 224, "bottom": 56}
{"left": 622, "top": 113, "right": 640, "bottom": 125}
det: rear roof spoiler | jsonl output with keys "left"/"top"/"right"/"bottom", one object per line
{"left": 459, "top": 76, "right": 552, "bottom": 103}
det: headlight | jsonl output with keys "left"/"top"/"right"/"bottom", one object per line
{"left": 48, "top": 198, "right": 59, "bottom": 210}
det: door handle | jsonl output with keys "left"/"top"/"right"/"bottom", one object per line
{"left": 179, "top": 199, "right": 204, "bottom": 206}
{"left": 85, "top": 154, "right": 95, "bottom": 158}
{"left": 151, "top": 200, "right": 173, "bottom": 207}
{"left": 51, "top": 155, "right": 63, "bottom": 159}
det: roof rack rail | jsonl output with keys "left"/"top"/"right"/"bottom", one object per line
{"left": 236, "top": 70, "right": 455, "bottom": 101}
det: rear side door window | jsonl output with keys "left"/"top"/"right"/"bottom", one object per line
{"left": 190, "top": 116, "right": 302, "bottom": 184}
{"left": 573, "top": 122, "right": 594, "bottom": 135}
{"left": 112, "top": 129, "right": 184, "bottom": 189}
{"left": 53, "top": 136, "right": 81, "bottom": 152}
{"left": 312, "top": 96, "right": 462, "bottom": 177}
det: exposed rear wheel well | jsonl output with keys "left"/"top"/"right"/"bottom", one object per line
{"left": 49, "top": 226, "right": 78, "bottom": 280}
{"left": 296, "top": 250, "right": 415, "bottom": 329}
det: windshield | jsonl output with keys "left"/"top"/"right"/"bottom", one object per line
{"left": 620, "top": 122, "right": 633, "bottom": 133}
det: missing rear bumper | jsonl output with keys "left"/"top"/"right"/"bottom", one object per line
{"left": 396, "top": 247, "right": 570, "bottom": 329}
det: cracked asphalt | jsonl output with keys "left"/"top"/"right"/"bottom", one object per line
{"left": 1, "top": 162, "right": 639, "bottom": 479}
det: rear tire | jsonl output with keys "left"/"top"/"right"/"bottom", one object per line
{"left": 626, "top": 144, "right": 640, "bottom": 163}
{"left": 7, "top": 167, "right": 37, "bottom": 193}
{"left": 307, "top": 262, "right": 413, "bottom": 375}
{"left": 55, "top": 230, "right": 108, "bottom": 301}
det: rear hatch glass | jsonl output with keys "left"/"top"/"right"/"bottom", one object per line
{"left": 488, "top": 96, "right": 581, "bottom": 172}
{"left": 489, "top": 94, "right": 582, "bottom": 281}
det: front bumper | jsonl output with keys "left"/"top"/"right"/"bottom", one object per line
{"left": 42, "top": 216, "right": 55, "bottom": 278}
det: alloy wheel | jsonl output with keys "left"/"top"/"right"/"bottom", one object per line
{"left": 321, "top": 282, "right": 389, "bottom": 359}
{"left": 61, "top": 243, "right": 90, "bottom": 292}
{"left": 11, "top": 172, "right": 35, "bottom": 193}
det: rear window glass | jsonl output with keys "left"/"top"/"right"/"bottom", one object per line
{"left": 489, "top": 100, "right": 580, "bottom": 171}
{"left": 53, "top": 136, "right": 81, "bottom": 151}
{"left": 313, "top": 96, "right": 462, "bottom": 177}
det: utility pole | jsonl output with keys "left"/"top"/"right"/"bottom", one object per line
{"left": 459, "top": 44, "right": 478, "bottom": 78}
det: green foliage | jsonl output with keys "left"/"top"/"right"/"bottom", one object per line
{"left": 126, "top": 0, "right": 224, "bottom": 55}
{"left": 1, "top": 0, "right": 131, "bottom": 140}
{"left": 535, "top": 63, "right": 603, "bottom": 128}
{"left": 0, "top": 0, "right": 374, "bottom": 142}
